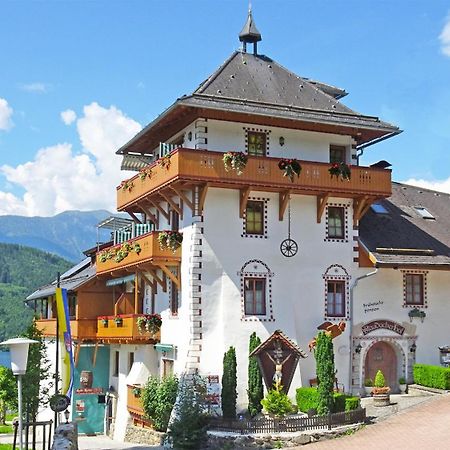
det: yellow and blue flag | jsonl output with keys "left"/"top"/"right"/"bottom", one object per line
{"left": 55, "top": 287, "right": 74, "bottom": 397}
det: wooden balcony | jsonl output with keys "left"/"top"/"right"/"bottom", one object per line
{"left": 96, "top": 314, "right": 161, "bottom": 344}
{"left": 96, "top": 232, "right": 181, "bottom": 275}
{"left": 117, "top": 148, "right": 392, "bottom": 213}
{"left": 35, "top": 319, "right": 97, "bottom": 341}
{"left": 127, "top": 385, "right": 153, "bottom": 427}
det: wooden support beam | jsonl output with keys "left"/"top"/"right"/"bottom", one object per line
{"left": 239, "top": 186, "right": 251, "bottom": 218}
{"left": 171, "top": 186, "right": 194, "bottom": 212}
{"left": 198, "top": 183, "right": 209, "bottom": 215}
{"left": 74, "top": 342, "right": 81, "bottom": 368}
{"left": 160, "top": 192, "right": 183, "bottom": 219}
{"left": 147, "top": 268, "right": 167, "bottom": 292}
{"left": 157, "top": 264, "right": 181, "bottom": 289}
{"left": 126, "top": 210, "right": 142, "bottom": 224}
{"left": 279, "top": 190, "right": 291, "bottom": 221}
{"left": 353, "top": 196, "right": 369, "bottom": 224}
{"left": 92, "top": 342, "right": 99, "bottom": 367}
{"left": 149, "top": 200, "right": 169, "bottom": 221}
{"left": 139, "top": 270, "right": 157, "bottom": 293}
{"left": 316, "top": 194, "right": 329, "bottom": 223}
{"left": 134, "top": 273, "right": 139, "bottom": 314}
{"left": 136, "top": 203, "right": 158, "bottom": 226}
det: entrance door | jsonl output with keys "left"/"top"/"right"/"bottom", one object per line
{"left": 364, "top": 341, "right": 397, "bottom": 389}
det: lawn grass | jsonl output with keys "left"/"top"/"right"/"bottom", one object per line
{"left": 0, "top": 424, "right": 13, "bottom": 434}
{"left": 0, "top": 444, "right": 13, "bottom": 450}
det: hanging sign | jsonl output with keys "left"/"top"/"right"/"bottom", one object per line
{"left": 50, "top": 394, "right": 70, "bottom": 412}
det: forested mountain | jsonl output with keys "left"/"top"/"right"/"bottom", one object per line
{"left": 0, "top": 210, "right": 111, "bottom": 262}
{"left": 0, "top": 243, "right": 72, "bottom": 341}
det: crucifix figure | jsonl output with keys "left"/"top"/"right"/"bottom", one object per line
{"left": 266, "top": 342, "right": 292, "bottom": 388}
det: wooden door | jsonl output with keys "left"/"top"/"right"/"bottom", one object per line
{"left": 364, "top": 341, "right": 397, "bottom": 388}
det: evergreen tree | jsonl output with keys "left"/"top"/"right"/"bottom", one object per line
{"left": 221, "top": 346, "right": 237, "bottom": 419}
{"left": 314, "top": 331, "right": 335, "bottom": 415}
{"left": 247, "top": 332, "right": 263, "bottom": 417}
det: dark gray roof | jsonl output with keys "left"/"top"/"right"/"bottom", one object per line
{"left": 117, "top": 51, "right": 400, "bottom": 155}
{"left": 360, "top": 182, "right": 450, "bottom": 267}
{"left": 26, "top": 258, "right": 95, "bottom": 301}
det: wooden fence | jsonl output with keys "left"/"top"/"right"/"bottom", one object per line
{"left": 209, "top": 408, "right": 366, "bottom": 434}
{"left": 13, "top": 420, "right": 53, "bottom": 450}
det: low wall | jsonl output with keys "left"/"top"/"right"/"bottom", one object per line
{"left": 124, "top": 423, "right": 165, "bottom": 446}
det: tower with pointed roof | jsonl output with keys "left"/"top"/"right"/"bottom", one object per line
{"left": 239, "top": 6, "right": 262, "bottom": 54}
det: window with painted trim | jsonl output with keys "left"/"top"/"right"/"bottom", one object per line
{"left": 405, "top": 274, "right": 424, "bottom": 305}
{"left": 326, "top": 280, "right": 346, "bottom": 317}
{"left": 329, "top": 145, "right": 346, "bottom": 163}
{"left": 327, "top": 207, "right": 345, "bottom": 239}
{"left": 244, "top": 277, "right": 266, "bottom": 315}
{"left": 245, "top": 200, "right": 264, "bottom": 235}
{"left": 247, "top": 131, "right": 267, "bottom": 156}
{"left": 170, "top": 281, "right": 179, "bottom": 316}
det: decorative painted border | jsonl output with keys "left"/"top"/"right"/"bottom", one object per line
{"left": 324, "top": 202, "right": 350, "bottom": 243}
{"left": 243, "top": 127, "right": 271, "bottom": 156}
{"left": 239, "top": 259, "right": 275, "bottom": 322}
{"left": 242, "top": 197, "right": 269, "bottom": 239}
{"left": 323, "top": 264, "right": 351, "bottom": 320}
{"left": 401, "top": 270, "right": 428, "bottom": 309}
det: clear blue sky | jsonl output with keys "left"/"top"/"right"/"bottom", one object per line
{"left": 1, "top": 0, "right": 450, "bottom": 216}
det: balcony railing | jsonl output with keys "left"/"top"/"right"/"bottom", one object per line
{"left": 96, "top": 231, "right": 181, "bottom": 275}
{"left": 114, "top": 223, "right": 153, "bottom": 245}
{"left": 35, "top": 319, "right": 97, "bottom": 340}
{"left": 96, "top": 314, "right": 161, "bottom": 343}
{"left": 117, "top": 148, "right": 392, "bottom": 210}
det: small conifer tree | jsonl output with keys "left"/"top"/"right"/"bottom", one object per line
{"left": 248, "top": 332, "right": 264, "bottom": 417}
{"left": 314, "top": 331, "right": 335, "bottom": 415}
{"left": 221, "top": 346, "right": 237, "bottom": 419}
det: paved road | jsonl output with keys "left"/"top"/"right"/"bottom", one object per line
{"left": 304, "top": 393, "right": 450, "bottom": 450}
{"left": 78, "top": 435, "right": 162, "bottom": 449}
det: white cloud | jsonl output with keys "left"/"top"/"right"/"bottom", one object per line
{"left": 60, "top": 109, "right": 77, "bottom": 125}
{"left": 439, "top": 15, "right": 450, "bottom": 57}
{"left": 20, "top": 82, "right": 49, "bottom": 93}
{"left": 402, "top": 177, "right": 450, "bottom": 195}
{"left": 0, "top": 98, "right": 13, "bottom": 131}
{"left": 0, "top": 102, "right": 142, "bottom": 216}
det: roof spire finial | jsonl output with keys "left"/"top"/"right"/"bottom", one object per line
{"left": 239, "top": 4, "right": 262, "bottom": 55}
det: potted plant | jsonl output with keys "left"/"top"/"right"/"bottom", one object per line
{"left": 364, "top": 378, "right": 373, "bottom": 397}
{"left": 120, "top": 180, "right": 134, "bottom": 192}
{"left": 329, "top": 162, "right": 351, "bottom": 181}
{"left": 408, "top": 308, "right": 426, "bottom": 323}
{"left": 399, "top": 377, "right": 407, "bottom": 394}
{"left": 223, "top": 151, "right": 248, "bottom": 175}
{"left": 114, "top": 316, "right": 123, "bottom": 327}
{"left": 145, "top": 313, "right": 162, "bottom": 334}
{"left": 132, "top": 386, "right": 141, "bottom": 398}
{"left": 139, "top": 167, "right": 152, "bottom": 181}
{"left": 136, "top": 316, "right": 147, "bottom": 333}
{"left": 372, "top": 370, "right": 390, "bottom": 407}
{"left": 157, "top": 231, "right": 183, "bottom": 252}
{"left": 100, "top": 316, "right": 109, "bottom": 327}
{"left": 157, "top": 154, "right": 172, "bottom": 170}
{"left": 278, "top": 158, "right": 302, "bottom": 182}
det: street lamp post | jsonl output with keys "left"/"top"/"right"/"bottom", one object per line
{"left": 0, "top": 338, "right": 38, "bottom": 450}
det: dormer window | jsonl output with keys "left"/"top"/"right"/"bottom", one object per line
{"left": 329, "top": 145, "right": 346, "bottom": 164}
{"left": 371, "top": 203, "right": 389, "bottom": 214}
{"left": 247, "top": 131, "right": 266, "bottom": 156}
{"left": 414, "top": 207, "right": 434, "bottom": 220}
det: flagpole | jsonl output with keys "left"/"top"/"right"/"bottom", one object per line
{"left": 54, "top": 272, "right": 60, "bottom": 428}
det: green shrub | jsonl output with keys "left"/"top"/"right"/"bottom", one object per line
{"left": 296, "top": 388, "right": 359, "bottom": 413}
{"left": 296, "top": 387, "right": 320, "bottom": 413}
{"left": 141, "top": 375, "right": 178, "bottom": 431}
{"left": 248, "top": 333, "right": 263, "bottom": 417}
{"left": 413, "top": 364, "right": 450, "bottom": 390}
{"left": 374, "top": 370, "right": 386, "bottom": 388}
{"left": 261, "top": 384, "right": 293, "bottom": 417}
{"left": 222, "top": 347, "right": 237, "bottom": 419}
{"left": 364, "top": 378, "right": 373, "bottom": 387}
{"left": 315, "top": 332, "right": 335, "bottom": 415}
{"left": 398, "top": 377, "right": 406, "bottom": 385}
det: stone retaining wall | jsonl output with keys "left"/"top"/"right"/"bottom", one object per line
{"left": 124, "top": 423, "right": 165, "bottom": 446}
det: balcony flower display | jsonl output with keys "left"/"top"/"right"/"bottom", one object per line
{"left": 329, "top": 162, "right": 351, "bottom": 181}
{"left": 137, "top": 313, "right": 162, "bottom": 334}
{"left": 114, "top": 316, "right": 123, "bottom": 326}
{"left": 157, "top": 231, "right": 183, "bottom": 253}
{"left": 99, "top": 241, "right": 142, "bottom": 263}
{"left": 157, "top": 154, "right": 171, "bottom": 170}
{"left": 278, "top": 158, "right": 302, "bottom": 182}
{"left": 100, "top": 316, "right": 109, "bottom": 327}
{"left": 409, "top": 308, "right": 426, "bottom": 323}
{"left": 223, "top": 151, "right": 248, "bottom": 175}
{"left": 139, "top": 167, "right": 153, "bottom": 181}
{"left": 120, "top": 180, "right": 134, "bottom": 192}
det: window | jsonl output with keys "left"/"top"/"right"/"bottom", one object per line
{"left": 113, "top": 351, "right": 119, "bottom": 377}
{"left": 405, "top": 274, "right": 424, "bottom": 305}
{"left": 163, "top": 359, "right": 174, "bottom": 378}
{"left": 247, "top": 131, "right": 266, "bottom": 156}
{"left": 68, "top": 294, "right": 77, "bottom": 318}
{"left": 244, "top": 278, "right": 266, "bottom": 315}
{"left": 371, "top": 203, "right": 389, "bottom": 214}
{"left": 245, "top": 201, "right": 264, "bottom": 235}
{"left": 327, "top": 207, "right": 345, "bottom": 239}
{"left": 128, "top": 352, "right": 134, "bottom": 373}
{"left": 330, "top": 145, "right": 346, "bottom": 164}
{"left": 170, "top": 281, "right": 179, "bottom": 316}
{"left": 170, "top": 210, "right": 179, "bottom": 231}
{"left": 327, "top": 281, "right": 346, "bottom": 317}
{"left": 414, "top": 207, "right": 434, "bottom": 220}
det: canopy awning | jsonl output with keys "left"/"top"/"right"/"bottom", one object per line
{"left": 106, "top": 274, "right": 135, "bottom": 287}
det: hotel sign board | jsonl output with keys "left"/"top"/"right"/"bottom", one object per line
{"left": 362, "top": 320, "right": 405, "bottom": 336}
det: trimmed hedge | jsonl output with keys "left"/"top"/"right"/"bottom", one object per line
{"left": 296, "top": 388, "right": 360, "bottom": 413}
{"left": 413, "top": 364, "right": 450, "bottom": 390}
